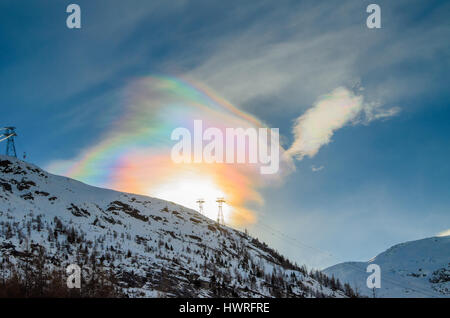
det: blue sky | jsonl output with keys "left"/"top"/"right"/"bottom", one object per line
{"left": 1, "top": 0, "right": 449, "bottom": 268}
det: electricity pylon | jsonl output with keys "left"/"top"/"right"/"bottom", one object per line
{"left": 216, "top": 197, "right": 225, "bottom": 225}
{"left": 196, "top": 198, "right": 205, "bottom": 215}
{"left": 0, "top": 127, "right": 17, "bottom": 158}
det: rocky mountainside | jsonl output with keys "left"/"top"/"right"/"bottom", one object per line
{"left": 324, "top": 236, "right": 450, "bottom": 298}
{"left": 0, "top": 155, "right": 351, "bottom": 298}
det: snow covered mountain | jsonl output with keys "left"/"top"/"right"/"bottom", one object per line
{"left": 0, "top": 155, "right": 351, "bottom": 298}
{"left": 324, "top": 236, "right": 450, "bottom": 298}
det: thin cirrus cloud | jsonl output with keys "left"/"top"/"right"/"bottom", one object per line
{"left": 311, "top": 165, "right": 324, "bottom": 172}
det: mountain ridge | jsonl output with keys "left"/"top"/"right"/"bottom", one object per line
{"left": 0, "top": 155, "right": 351, "bottom": 298}
{"left": 324, "top": 235, "right": 450, "bottom": 298}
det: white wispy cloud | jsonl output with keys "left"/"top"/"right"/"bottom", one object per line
{"left": 361, "top": 102, "right": 401, "bottom": 124}
{"left": 311, "top": 165, "right": 324, "bottom": 172}
{"left": 437, "top": 229, "right": 450, "bottom": 237}
{"left": 286, "top": 87, "right": 399, "bottom": 160}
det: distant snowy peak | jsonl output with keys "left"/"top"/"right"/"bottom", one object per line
{"left": 324, "top": 236, "right": 450, "bottom": 298}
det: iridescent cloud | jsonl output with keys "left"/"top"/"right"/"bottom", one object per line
{"left": 48, "top": 75, "right": 293, "bottom": 226}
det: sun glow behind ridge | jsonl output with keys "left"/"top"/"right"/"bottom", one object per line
{"left": 151, "top": 173, "right": 230, "bottom": 222}
{"left": 47, "top": 75, "right": 293, "bottom": 226}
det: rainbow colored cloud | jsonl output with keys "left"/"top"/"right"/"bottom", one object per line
{"left": 48, "top": 76, "right": 293, "bottom": 226}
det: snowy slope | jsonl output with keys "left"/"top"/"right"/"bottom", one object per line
{"left": 0, "top": 155, "right": 349, "bottom": 298}
{"left": 324, "top": 236, "right": 450, "bottom": 298}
